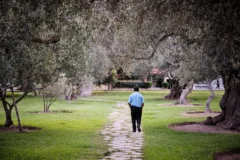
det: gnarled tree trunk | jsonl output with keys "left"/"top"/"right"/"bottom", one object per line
{"left": 164, "top": 79, "right": 182, "bottom": 100}
{"left": 177, "top": 79, "right": 194, "bottom": 105}
{"left": 10, "top": 88, "right": 22, "bottom": 132}
{"left": 205, "top": 80, "right": 215, "bottom": 113}
{"left": 1, "top": 90, "right": 27, "bottom": 127}
{"left": 204, "top": 74, "right": 240, "bottom": 130}
{"left": 1, "top": 98, "right": 14, "bottom": 127}
{"left": 4, "top": 108, "right": 13, "bottom": 127}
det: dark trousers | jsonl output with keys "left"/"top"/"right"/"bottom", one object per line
{"left": 130, "top": 106, "right": 142, "bottom": 131}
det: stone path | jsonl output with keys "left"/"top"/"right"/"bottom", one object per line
{"left": 101, "top": 102, "right": 143, "bottom": 160}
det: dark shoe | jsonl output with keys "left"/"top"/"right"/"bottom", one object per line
{"left": 137, "top": 126, "right": 141, "bottom": 132}
{"left": 133, "top": 126, "right": 136, "bottom": 132}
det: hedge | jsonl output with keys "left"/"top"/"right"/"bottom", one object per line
{"left": 162, "top": 82, "right": 169, "bottom": 89}
{"left": 114, "top": 81, "right": 152, "bottom": 89}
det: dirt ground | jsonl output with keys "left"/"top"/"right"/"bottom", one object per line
{"left": 170, "top": 111, "right": 240, "bottom": 160}
{"left": 214, "top": 150, "right": 240, "bottom": 160}
{"left": 169, "top": 122, "right": 240, "bottom": 134}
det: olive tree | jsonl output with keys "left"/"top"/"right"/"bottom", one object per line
{"left": 0, "top": 0, "right": 93, "bottom": 129}
{"left": 140, "top": 0, "right": 240, "bottom": 129}
{"left": 0, "top": 1, "right": 56, "bottom": 129}
{"left": 196, "top": 0, "right": 240, "bottom": 129}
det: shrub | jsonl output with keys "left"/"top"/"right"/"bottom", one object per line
{"left": 162, "top": 82, "right": 169, "bottom": 89}
{"left": 114, "top": 81, "right": 152, "bottom": 89}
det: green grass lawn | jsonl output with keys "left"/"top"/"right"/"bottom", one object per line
{"left": 0, "top": 96, "right": 114, "bottom": 160}
{"left": 0, "top": 90, "right": 240, "bottom": 160}
{"left": 94, "top": 90, "right": 240, "bottom": 160}
{"left": 140, "top": 90, "right": 240, "bottom": 160}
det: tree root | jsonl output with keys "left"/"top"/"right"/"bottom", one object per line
{"left": 204, "top": 111, "right": 225, "bottom": 125}
{"left": 204, "top": 109, "right": 213, "bottom": 114}
{"left": 204, "top": 117, "right": 215, "bottom": 125}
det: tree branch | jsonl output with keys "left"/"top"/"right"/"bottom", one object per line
{"left": 15, "top": 91, "right": 28, "bottom": 104}
{"left": 164, "top": 58, "right": 180, "bottom": 66}
{"left": 0, "top": 90, "right": 11, "bottom": 107}
{"left": 31, "top": 36, "right": 60, "bottom": 44}
{"left": 48, "top": 97, "right": 58, "bottom": 109}
{"left": 132, "top": 33, "right": 174, "bottom": 60}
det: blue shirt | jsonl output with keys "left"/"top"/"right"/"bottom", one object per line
{"left": 128, "top": 92, "right": 144, "bottom": 107}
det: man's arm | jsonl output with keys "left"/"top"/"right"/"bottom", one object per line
{"left": 141, "top": 95, "right": 144, "bottom": 108}
{"left": 128, "top": 95, "right": 132, "bottom": 108}
{"left": 141, "top": 103, "right": 144, "bottom": 108}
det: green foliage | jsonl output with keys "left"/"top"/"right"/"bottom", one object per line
{"left": 114, "top": 81, "right": 152, "bottom": 88}
{"left": 109, "top": 69, "right": 118, "bottom": 83}
{"left": 162, "top": 82, "right": 169, "bottom": 89}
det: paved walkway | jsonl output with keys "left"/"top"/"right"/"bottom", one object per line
{"left": 101, "top": 102, "right": 143, "bottom": 160}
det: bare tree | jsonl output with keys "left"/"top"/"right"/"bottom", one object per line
{"left": 42, "top": 81, "right": 65, "bottom": 112}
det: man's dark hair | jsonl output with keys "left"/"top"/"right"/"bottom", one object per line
{"left": 134, "top": 87, "right": 139, "bottom": 92}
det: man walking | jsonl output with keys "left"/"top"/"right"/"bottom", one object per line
{"left": 128, "top": 87, "right": 144, "bottom": 132}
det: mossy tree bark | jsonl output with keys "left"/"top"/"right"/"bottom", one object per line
{"left": 4, "top": 106, "right": 14, "bottom": 127}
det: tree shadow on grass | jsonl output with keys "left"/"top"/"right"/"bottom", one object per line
{"left": 29, "top": 110, "right": 73, "bottom": 114}
{"left": 169, "top": 122, "right": 240, "bottom": 134}
{"left": 160, "top": 103, "right": 202, "bottom": 107}
{"left": 182, "top": 111, "right": 221, "bottom": 117}
{"left": 0, "top": 125, "right": 40, "bottom": 132}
